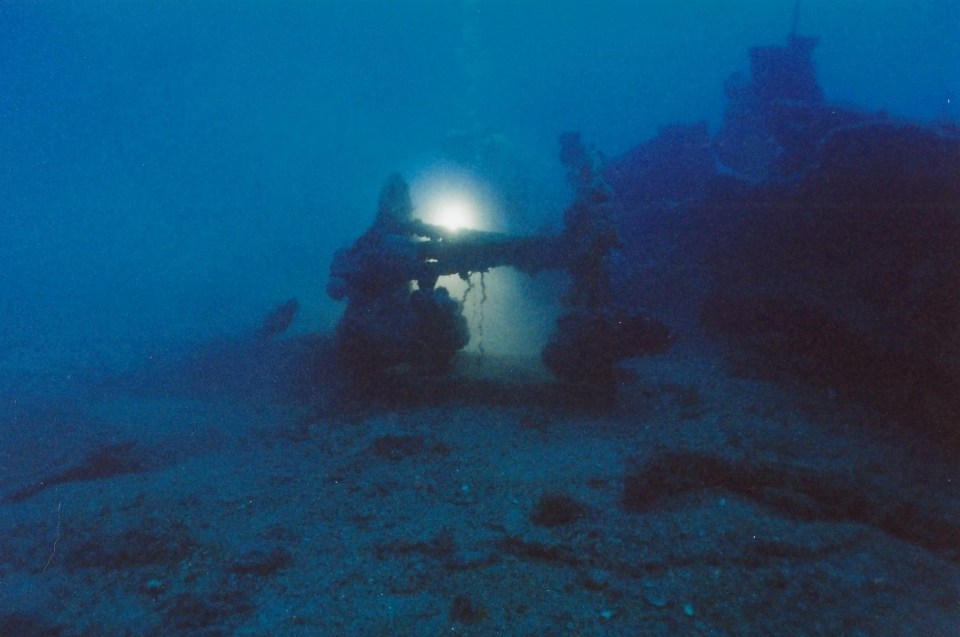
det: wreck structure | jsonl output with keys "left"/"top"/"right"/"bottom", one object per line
{"left": 327, "top": 135, "right": 672, "bottom": 394}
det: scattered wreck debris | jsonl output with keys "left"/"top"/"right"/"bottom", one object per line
{"left": 254, "top": 298, "right": 300, "bottom": 341}
{"left": 3, "top": 441, "right": 146, "bottom": 504}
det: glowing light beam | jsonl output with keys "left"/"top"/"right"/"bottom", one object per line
{"left": 426, "top": 195, "right": 476, "bottom": 232}
{"left": 410, "top": 165, "right": 501, "bottom": 233}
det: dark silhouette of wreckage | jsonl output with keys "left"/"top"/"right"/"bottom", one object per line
{"left": 328, "top": 134, "right": 672, "bottom": 397}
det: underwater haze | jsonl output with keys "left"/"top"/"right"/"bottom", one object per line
{"left": 2, "top": 0, "right": 957, "bottom": 378}
{"left": 2, "top": 2, "right": 960, "bottom": 636}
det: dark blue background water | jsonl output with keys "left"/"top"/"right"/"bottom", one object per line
{"left": 1, "top": 0, "right": 957, "bottom": 374}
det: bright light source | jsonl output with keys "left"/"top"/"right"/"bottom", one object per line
{"left": 409, "top": 164, "right": 502, "bottom": 233}
{"left": 428, "top": 196, "right": 476, "bottom": 232}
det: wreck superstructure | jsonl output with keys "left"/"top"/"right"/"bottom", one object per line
{"left": 327, "top": 135, "right": 672, "bottom": 396}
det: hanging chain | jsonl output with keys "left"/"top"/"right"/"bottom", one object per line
{"left": 477, "top": 271, "right": 487, "bottom": 364}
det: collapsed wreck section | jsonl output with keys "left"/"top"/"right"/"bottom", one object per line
{"left": 327, "top": 136, "right": 672, "bottom": 397}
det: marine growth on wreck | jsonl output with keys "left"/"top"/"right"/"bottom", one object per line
{"left": 327, "top": 135, "right": 673, "bottom": 395}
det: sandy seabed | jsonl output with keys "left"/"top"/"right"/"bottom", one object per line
{"left": 1, "top": 340, "right": 958, "bottom": 636}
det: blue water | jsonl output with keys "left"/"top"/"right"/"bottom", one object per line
{"left": 1, "top": 2, "right": 959, "bottom": 635}
{"left": 2, "top": 1, "right": 956, "bottom": 371}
